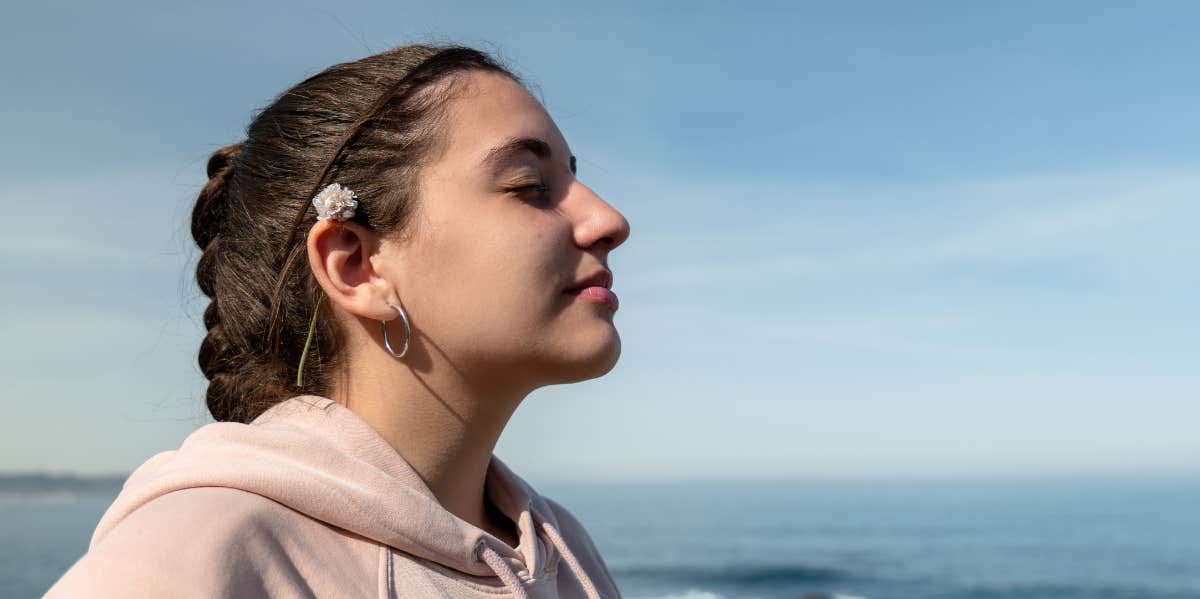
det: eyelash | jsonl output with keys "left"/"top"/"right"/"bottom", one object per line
{"left": 507, "top": 183, "right": 549, "bottom": 204}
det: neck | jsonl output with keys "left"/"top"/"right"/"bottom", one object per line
{"left": 332, "top": 339, "right": 531, "bottom": 548}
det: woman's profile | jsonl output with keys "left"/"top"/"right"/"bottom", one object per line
{"left": 46, "top": 44, "right": 630, "bottom": 598}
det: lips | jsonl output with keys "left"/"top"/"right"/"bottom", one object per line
{"left": 564, "top": 269, "right": 619, "bottom": 310}
{"left": 565, "top": 269, "right": 613, "bottom": 293}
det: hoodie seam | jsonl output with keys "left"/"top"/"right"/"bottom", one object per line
{"left": 378, "top": 545, "right": 394, "bottom": 599}
{"left": 445, "top": 562, "right": 558, "bottom": 596}
{"left": 389, "top": 547, "right": 525, "bottom": 595}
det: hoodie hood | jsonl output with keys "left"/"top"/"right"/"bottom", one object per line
{"left": 89, "top": 395, "right": 577, "bottom": 587}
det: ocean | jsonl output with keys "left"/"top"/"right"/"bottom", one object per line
{"left": 4, "top": 477, "right": 1198, "bottom": 598}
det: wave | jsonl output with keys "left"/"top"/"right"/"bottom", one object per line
{"left": 611, "top": 562, "right": 857, "bottom": 586}
{"left": 943, "top": 582, "right": 1199, "bottom": 599}
{"left": 630, "top": 591, "right": 735, "bottom": 599}
{"left": 628, "top": 589, "right": 868, "bottom": 599}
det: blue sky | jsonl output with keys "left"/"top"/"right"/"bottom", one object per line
{"left": 2, "top": 1, "right": 1198, "bottom": 481}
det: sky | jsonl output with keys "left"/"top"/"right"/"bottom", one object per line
{"left": 2, "top": 1, "right": 1198, "bottom": 482}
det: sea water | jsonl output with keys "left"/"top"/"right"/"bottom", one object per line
{"left": 545, "top": 477, "right": 1200, "bottom": 599}
{"left": 4, "top": 477, "right": 1198, "bottom": 598}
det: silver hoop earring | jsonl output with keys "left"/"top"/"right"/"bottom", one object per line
{"left": 381, "top": 302, "right": 411, "bottom": 358}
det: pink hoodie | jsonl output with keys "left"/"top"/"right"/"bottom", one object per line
{"left": 45, "top": 395, "right": 622, "bottom": 598}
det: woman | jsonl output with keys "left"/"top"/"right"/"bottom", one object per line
{"left": 46, "top": 44, "right": 630, "bottom": 598}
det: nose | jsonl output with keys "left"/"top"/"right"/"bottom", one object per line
{"left": 569, "top": 181, "right": 631, "bottom": 251}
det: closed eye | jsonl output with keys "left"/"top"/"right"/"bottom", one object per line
{"left": 511, "top": 184, "right": 547, "bottom": 193}
{"left": 507, "top": 183, "right": 549, "bottom": 204}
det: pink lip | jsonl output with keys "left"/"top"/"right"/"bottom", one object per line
{"left": 565, "top": 286, "right": 619, "bottom": 310}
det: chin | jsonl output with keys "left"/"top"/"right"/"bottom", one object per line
{"left": 548, "top": 329, "right": 622, "bottom": 383}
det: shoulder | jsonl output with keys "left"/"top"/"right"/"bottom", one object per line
{"left": 46, "top": 487, "right": 277, "bottom": 598}
{"left": 96, "top": 486, "right": 313, "bottom": 561}
{"left": 46, "top": 487, "right": 376, "bottom": 598}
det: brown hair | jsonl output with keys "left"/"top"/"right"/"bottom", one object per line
{"left": 190, "top": 45, "right": 520, "bottom": 423}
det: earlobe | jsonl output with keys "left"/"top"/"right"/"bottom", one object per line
{"left": 306, "top": 221, "right": 393, "bottom": 321}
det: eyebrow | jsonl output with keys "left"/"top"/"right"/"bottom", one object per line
{"left": 481, "top": 136, "right": 577, "bottom": 176}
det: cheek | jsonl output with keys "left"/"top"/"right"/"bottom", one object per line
{"left": 412, "top": 212, "right": 566, "bottom": 338}
{"left": 473, "top": 225, "right": 561, "bottom": 310}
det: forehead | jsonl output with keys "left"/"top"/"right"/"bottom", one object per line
{"left": 436, "top": 71, "right": 570, "bottom": 168}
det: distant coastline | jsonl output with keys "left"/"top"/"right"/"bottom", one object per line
{"left": 0, "top": 473, "right": 126, "bottom": 499}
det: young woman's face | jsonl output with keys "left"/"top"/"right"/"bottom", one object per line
{"left": 375, "top": 71, "right": 630, "bottom": 390}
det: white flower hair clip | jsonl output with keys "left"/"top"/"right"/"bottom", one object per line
{"left": 311, "top": 182, "right": 359, "bottom": 221}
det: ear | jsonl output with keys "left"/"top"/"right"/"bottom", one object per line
{"left": 306, "top": 220, "right": 396, "bottom": 322}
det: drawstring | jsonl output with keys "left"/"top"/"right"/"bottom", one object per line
{"left": 474, "top": 512, "right": 604, "bottom": 599}
{"left": 475, "top": 540, "right": 530, "bottom": 599}
{"left": 533, "top": 511, "right": 604, "bottom": 599}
